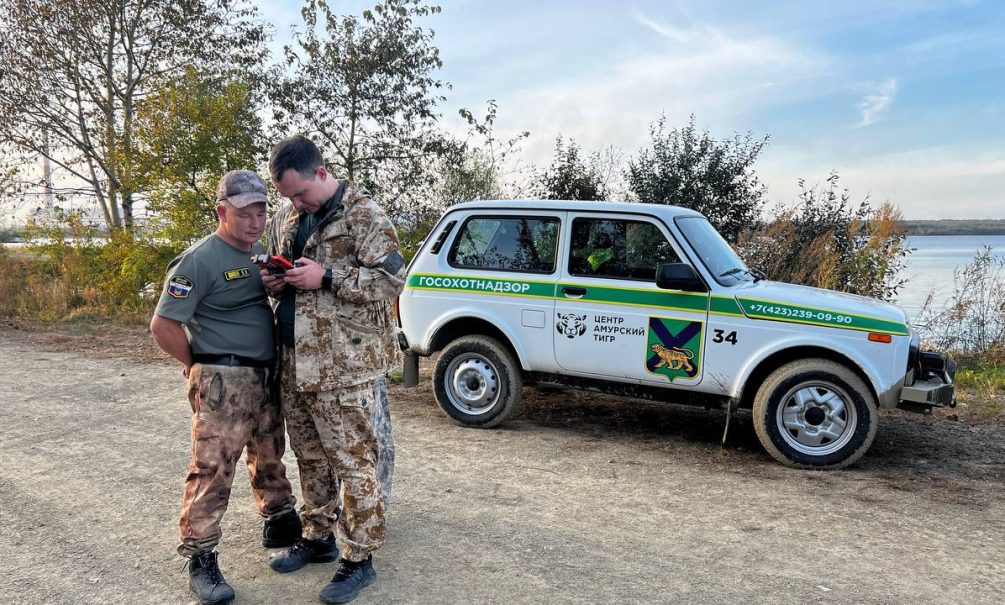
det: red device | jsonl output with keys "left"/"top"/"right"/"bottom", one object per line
{"left": 251, "top": 254, "right": 296, "bottom": 275}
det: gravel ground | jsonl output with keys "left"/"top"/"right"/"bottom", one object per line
{"left": 1, "top": 324, "right": 1003, "bottom": 604}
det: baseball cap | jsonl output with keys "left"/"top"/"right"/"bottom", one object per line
{"left": 216, "top": 170, "right": 269, "bottom": 208}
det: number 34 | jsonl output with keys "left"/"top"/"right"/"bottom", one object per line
{"left": 713, "top": 329, "right": 738, "bottom": 345}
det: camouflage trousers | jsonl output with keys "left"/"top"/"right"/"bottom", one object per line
{"left": 178, "top": 364, "right": 296, "bottom": 557}
{"left": 280, "top": 346, "right": 388, "bottom": 562}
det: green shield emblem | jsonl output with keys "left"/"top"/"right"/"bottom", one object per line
{"left": 645, "top": 317, "right": 703, "bottom": 382}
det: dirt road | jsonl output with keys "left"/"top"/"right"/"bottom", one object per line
{"left": 1, "top": 326, "right": 1003, "bottom": 604}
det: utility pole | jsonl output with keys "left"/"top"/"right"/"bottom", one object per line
{"left": 42, "top": 130, "right": 54, "bottom": 219}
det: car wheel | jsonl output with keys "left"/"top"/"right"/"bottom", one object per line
{"left": 752, "top": 358, "right": 878, "bottom": 469}
{"left": 433, "top": 335, "right": 523, "bottom": 428}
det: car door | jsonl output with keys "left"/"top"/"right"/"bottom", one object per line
{"left": 435, "top": 210, "right": 564, "bottom": 371}
{"left": 554, "top": 212, "right": 710, "bottom": 386}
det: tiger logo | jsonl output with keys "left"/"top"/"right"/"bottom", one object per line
{"left": 650, "top": 343, "right": 695, "bottom": 373}
{"left": 556, "top": 313, "right": 587, "bottom": 338}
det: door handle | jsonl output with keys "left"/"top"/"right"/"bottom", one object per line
{"left": 561, "top": 286, "right": 587, "bottom": 297}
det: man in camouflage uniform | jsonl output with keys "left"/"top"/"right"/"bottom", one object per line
{"left": 261, "top": 135, "right": 405, "bottom": 605}
{"left": 150, "top": 170, "right": 302, "bottom": 605}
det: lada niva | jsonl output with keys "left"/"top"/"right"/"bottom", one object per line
{"left": 396, "top": 200, "right": 956, "bottom": 469}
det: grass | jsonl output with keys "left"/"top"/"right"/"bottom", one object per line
{"left": 952, "top": 354, "right": 1005, "bottom": 418}
{"left": 386, "top": 367, "right": 405, "bottom": 385}
{"left": 0, "top": 242, "right": 159, "bottom": 322}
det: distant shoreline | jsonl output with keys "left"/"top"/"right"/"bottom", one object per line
{"left": 904, "top": 219, "right": 1005, "bottom": 236}
{"left": 5, "top": 218, "right": 1005, "bottom": 243}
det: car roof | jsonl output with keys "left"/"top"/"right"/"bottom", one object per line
{"left": 445, "top": 199, "right": 706, "bottom": 220}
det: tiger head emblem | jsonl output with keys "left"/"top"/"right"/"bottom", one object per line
{"left": 556, "top": 313, "right": 587, "bottom": 338}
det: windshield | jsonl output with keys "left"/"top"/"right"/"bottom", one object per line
{"left": 675, "top": 216, "right": 752, "bottom": 286}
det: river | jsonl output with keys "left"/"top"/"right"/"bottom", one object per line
{"left": 896, "top": 235, "right": 1005, "bottom": 320}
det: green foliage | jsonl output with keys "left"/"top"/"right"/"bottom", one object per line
{"left": 270, "top": 0, "right": 447, "bottom": 218}
{"left": 952, "top": 353, "right": 1005, "bottom": 417}
{"left": 955, "top": 356, "right": 1005, "bottom": 391}
{"left": 0, "top": 227, "right": 20, "bottom": 243}
{"left": 535, "top": 137, "right": 606, "bottom": 201}
{"left": 133, "top": 68, "right": 265, "bottom": 248}
{"left": 385, "top": 367, "right": 405, "bottom": 385}
{"left": 3, "top": 208, "right": 177, "bottom": 320}
{"left": 626, "top": 114, "right": 768, "bottom": 242}
{"left": 735, "top": 173, "right": 908, "bottom": 301}
{"left": 399, "top": 100, "right": 528, "bottom": 261}
{"left": 440, "top": 101, "right": 526, "bottom": 207}
{"left": 0, "top": 0, "right": 269, "bottom": 229}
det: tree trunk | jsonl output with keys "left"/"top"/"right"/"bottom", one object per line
{"left": 105, "top": 10, "right": 123, "bottom": 229}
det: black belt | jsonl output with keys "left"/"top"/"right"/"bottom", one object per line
{"left": 192, "top": 354, "right": 272, "bottom": 368}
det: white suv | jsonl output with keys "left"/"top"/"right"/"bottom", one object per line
{"left": 397, "top": 200, "right": 956, "bottom": 469}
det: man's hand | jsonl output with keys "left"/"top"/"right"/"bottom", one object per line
{"left": 283, "top": 257, "right": 325, "bottom": 290}
{"left": 261, "top": 269, "right": 287, "bottom": 292}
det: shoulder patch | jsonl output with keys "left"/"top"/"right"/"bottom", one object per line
{"left": 381, "top": 251, "right": 405, "bottom": 275}
{"left": 224, "top": 267, "right": 251, "bottom": 281}
{"left": 167, "top": 275, "right": 194, "bottom": 299}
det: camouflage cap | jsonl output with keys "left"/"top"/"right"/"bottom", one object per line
{"left": 216, "top": 170, "right": 269, "bottom": 208}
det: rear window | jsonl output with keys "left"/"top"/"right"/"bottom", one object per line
{"left": 448, "top": 216, "right": 560, "bottom": 274}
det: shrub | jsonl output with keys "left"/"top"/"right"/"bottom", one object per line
{"left": 5, "top": 208, "right": 178, "bottom": 320}
{"left": 913, "top": 246, "right": 1005, "bottom": 355}
{"left": 735, "top": 172, "right": 908, "bottom": 301}
{"left": 0, "top": 226, "right": 21, "bottom": 243}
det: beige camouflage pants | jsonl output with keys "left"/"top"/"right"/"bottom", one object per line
{"left": 178, "top": 364, "right": 296, "bottom": 557}
{"left": 280, "top": 346, "right": 386, "bottom": 562}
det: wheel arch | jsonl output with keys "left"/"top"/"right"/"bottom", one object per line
{"left": 428, "top": 315, "right": 527, "bottom": 371}
{"left": 737, "top": 346, "right": 879, "bottom": 410}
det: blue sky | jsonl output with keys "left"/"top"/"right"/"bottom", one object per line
{"left": 260, "top": 0, "right": 1005, "bottom": 219}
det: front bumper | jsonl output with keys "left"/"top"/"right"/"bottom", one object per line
{"left": 897, "top": 352, "right": 957, "bottom": 413}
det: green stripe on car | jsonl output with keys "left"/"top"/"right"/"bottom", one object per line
{"left": 406, "top": 273, "right": 908, "bottom": 335}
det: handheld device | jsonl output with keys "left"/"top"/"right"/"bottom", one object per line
{"left": 251, "top": 254, "right": 296, "bottom": 276}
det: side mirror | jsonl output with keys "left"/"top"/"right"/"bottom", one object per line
{"left": 656, "top": 263, "right": 707, "bottom": 292}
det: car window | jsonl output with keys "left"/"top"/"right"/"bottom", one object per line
{"left": 568, "top": 217, "right": 681, "bottom": 280}
{"left": 448, "top": 216, "right": 560, "bottom": 273}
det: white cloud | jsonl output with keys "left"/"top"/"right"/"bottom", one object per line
{"left": 759, "top": 143, "right": 1005, "bottom": 219}
{"left": 855, "top": 78, "right": 897, "bottom": 127}
{"left": 469, "top": 14, "right": 830, "bottom": 169}
{"left": 630, "top": 10, "right": 726, "bottom": 47}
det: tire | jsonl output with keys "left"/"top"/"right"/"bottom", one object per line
{"left": 433, "top": 335, "right": 523, "bottom": 428}
{"left": 752, "top": 358, "right": 878, "bottom": 469}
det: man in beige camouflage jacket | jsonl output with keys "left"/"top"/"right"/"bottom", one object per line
{"left": 261, "top": 134, "right": 405, "bottom": 605}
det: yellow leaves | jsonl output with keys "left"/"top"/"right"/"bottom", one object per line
{"left": 735, "top": 181, "right": 908, "bottom": 300}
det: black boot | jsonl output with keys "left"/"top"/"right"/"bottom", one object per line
{"left": 262, "top": 510, "right": 303, "bottom": 548}
{"left": 319, "top": 555, "right": 376, "bottom": 604}
{"left": 268, "top": 533, "right": 339, "bottom": 573}
{"left": 187, "top": 551, "right": 235, "bottom": 605}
